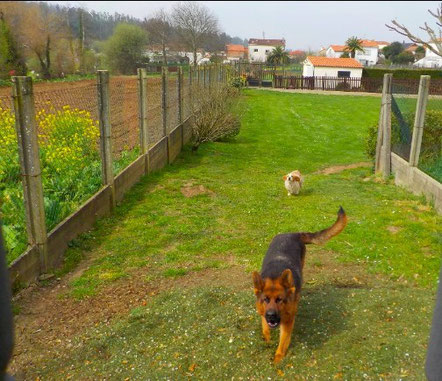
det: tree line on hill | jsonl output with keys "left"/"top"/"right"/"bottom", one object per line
{"left": 0, "top": 1, "right": 247, "bottom": 79}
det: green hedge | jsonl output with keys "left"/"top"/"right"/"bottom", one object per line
{"left": 363, "top": 68, "right": 442, "bottom": 79}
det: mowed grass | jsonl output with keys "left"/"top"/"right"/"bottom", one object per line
{"left": 15, "top": 90, "right": 442, "bottom": 379}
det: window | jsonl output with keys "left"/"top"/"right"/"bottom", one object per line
{"left": 337, "top": 71, "right": 351, "bottom": 78}
{"left": 254, "top": 48, "right": 258, "bottom": 52}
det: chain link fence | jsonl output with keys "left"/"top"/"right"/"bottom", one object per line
{"left": 390, "top": 79, "right": 418, "bottom": 161}
{"left": 419, "top": 95, "right": 442, "bottom": 182}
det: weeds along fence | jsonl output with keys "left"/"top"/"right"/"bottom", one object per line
{"left": 375, "top": 74, "right": 442, "bottom": 214}
{"left": 0, "top": 64, "right": 232, "bottom": 287}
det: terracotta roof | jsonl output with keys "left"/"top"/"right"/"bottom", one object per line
{"left": 360, "top": 39, "right": 380, "bottom": 48}
{"left": 306, "top": 56, "right": 363, "bottom": 68}
{"left": 405, "top": 44, "right": 419, "bottom": 52}
{"left": 376, "top": 41, "right": 390, "bottom": 45}
{"left": 329, "top": 45, "right": 348, "bottom": 52}
{"left": 226, "top": 44, "right": 247, "bottom": 52}
{"left": 289, "top": 50, "right": 304, "bottom": 56}
{"left": 248, "top": 38, "right": 285, "bottom": 47}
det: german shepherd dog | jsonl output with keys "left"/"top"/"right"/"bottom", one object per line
{"left": 252, "top": 207, "right": 347, "bottom": 363}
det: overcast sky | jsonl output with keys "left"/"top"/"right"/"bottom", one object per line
{"left": 46, "top": 1, "right": 441, "bottom": 50}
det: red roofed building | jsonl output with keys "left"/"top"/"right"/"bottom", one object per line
{"left": 225, "top": 44, "right": 248, "bottom": 61}
{"left": 248, "top": 38, "right": 286, "bottom": 62}
{"left": 326, "top": 40, "right": 390, "bottom": 66}
{"left": 303, "top": 56, "right": 363, "bottom": 78}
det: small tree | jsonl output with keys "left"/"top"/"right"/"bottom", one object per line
{"left": 0, "top": 11, "right": 27, "bottom": 77}
{"left": 144, "top": 9, "right": 173, "bottom": 65}
{"left": 386, "top": 3, "right": 442, "bottom": 57}
{"left": 382, "top": 41, "right": 404, "bottom": 60}
{"left": 340, "top": 51, "right": 350, "bottom": 58}
{"left": 392, "top": 51, "right": 415, "bottom": 65}
{"left": 172, "top": 1, "right": 218, "bottom": 67}
{"left": 345, "top": 36, "right": 364, "bottom": 58}
{"left": 267, "top": 46, "right": 289, "bottom": 65}
{"left": 104, "top": 23, "right": 148, "bottom": 74}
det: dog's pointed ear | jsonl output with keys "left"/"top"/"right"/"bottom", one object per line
{"left": 283, "top": 175, "right": 287, "bottom": 181}
{"left": 281, "top": 269, "right": 295, "bottom": 294}
{"left": 252, "top": 271, "right": 264, "bottom": 295}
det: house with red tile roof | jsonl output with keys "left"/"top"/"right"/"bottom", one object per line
{"left": 303, "top": 56, "right": 363, "bottom": 78}
{"left": 225, "top": 44, "right": 248, "bottom": 62}
{"left": 248, "top": 38, "right": 286, "bottom": 62}
{"left": 326, "top": 40, "right": 390, "bottom": 66}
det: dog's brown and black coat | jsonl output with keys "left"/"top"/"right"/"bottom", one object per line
{"left": 253, "top": 207, "right": 347, "bottom": 363}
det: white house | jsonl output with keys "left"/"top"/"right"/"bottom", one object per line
{"left": 326, "top": 45, "right": 347, "bottom": 58}
{"left": 303, "top": 56, "right": 363, "bottom": 77}
{"left": 414, "top": 39, "right": 442, "bottom": 68}
{"left": 248, "top": 38, "right": 286, "bottom": 63}
{"left": 326, "top": 40, "right": 389, "bottom": 66}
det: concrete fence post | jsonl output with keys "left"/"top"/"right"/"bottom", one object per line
{"left": 12, "top": 76, "right": 49, "bottom": 273}
{"left": 97, "top": 70, "right": 115, "bottom": 208}
{"left": 137, "top": 68, "right": 149, "bottom": 174}
{"left": 409, "top": 75, "right": 431, "bottom": 167}
{"left": 375, "top": 73, "right": 392, "bottom": 177}
{"left": 177, "top": 66, "right": 183, "bottom": 126}
{"left": 161, "top": 66, "right": 168, "bottom": 137}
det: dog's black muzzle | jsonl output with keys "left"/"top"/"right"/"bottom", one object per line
{"left": 265, "top": 309, "right": 280, "bottom": 328}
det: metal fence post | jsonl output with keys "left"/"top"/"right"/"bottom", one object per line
{"left": 97, "top": 70, "right": 115, "bottom": 208}
{"left": 137, "top": 68, "right": 149, "bottom": 174}
{"left": 409, "top": 75, "right": 431, "bottom": 167}
{"left": 12, "top": 76, "right": 49, "bottom": 273}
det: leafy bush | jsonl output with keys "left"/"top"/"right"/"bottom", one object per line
{"left": 190, "top": 83, "right": 242, "bottom": 151}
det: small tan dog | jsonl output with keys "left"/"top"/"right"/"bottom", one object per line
{"left": 283, "top": 170, "right": 303, "bottom": 196}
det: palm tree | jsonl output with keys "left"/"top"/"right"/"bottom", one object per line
{"left": 267, "top": 46, "right": 289, "bottom": 65}
{"left": 345, "top": 36, "right": 364, "bottom": 58}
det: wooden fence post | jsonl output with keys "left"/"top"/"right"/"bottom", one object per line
{"left": 378, "top": 73, "right": 393, "bottom": 178}
{"left": 97, "top": 70, "right": 115, "bottom": 208}
{"left": 137, "top": 68, "right": 149, "bottom": 174}
{"left": 189, "top": 66, "right": 193, "bottom": 114}
{"left": 409, "top": 75, "right": 431, "bottom": 167}
{"left": 12, "top": 76, "right": 49, "bottom": 273}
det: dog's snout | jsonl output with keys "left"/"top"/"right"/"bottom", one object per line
{"left": 265, "top": 309, "right": 278, "bottom": 321}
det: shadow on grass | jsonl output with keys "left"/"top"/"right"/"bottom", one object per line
{"left": 292, "top": 284, "right": 350, "bottom": 350}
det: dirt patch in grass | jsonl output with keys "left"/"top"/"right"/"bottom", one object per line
{"left": 9, "top": 260, "right": 246, "bottom": 377}
{"left": 315, "top": 162, "right": 372, "bottom": 175}
{"left": 180, "top": 182, "right": 215, "bottom": 198}
{"left": 387, "top": 226, "right": 402, "bottom": 234}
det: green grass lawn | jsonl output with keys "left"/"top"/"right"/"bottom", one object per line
{"left": 10, "top": 89, "right": 442, "bottom": 379}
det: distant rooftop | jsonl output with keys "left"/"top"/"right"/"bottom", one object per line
{"left": 306, "top": 56, "right": 363, "bottom": 68}
{"left": 248, "top": 38, "right": 285, "bottom": 47}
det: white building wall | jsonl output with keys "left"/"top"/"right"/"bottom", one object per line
{"left": 355, "top": 47, "right": 378, "bottom": 65}
{"left": 314, "top": 67, "right": 363, "bottom": 78}
{"left": 325, "top": 47, "right": 341, "bottom": 58}
{"left": 248, "top": 45, "right": 280, "bottom": 62}
{"left": 302, "top": 62, "right": 314, "bottom": 76}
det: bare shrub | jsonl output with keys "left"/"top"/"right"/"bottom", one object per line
{"left": 190, "top": 83, "right": 242, "bottom": 151}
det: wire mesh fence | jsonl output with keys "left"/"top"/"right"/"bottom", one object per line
{"left": 0, "top": 94, "right": 28, "bottom": 264}
{"left": 418, "top": 95, "right": 442, "bottom": 182}
{"left": 146, "top": 77, "right": 163, "bottom": 145}
{"left": 109, "top": 77, "right": 140, "bottom": 175}
{"left": 33, "top": 82, "right": 103, "bottom": 238}
{"left": 390, "top": 79, "right": 418, "bottom": 161}
{"left": 1, "top": 65, "right": 231, "bottom": 268}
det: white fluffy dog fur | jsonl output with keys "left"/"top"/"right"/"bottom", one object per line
{"left": 283, "top": 170, "right": 303, "bottom": 196}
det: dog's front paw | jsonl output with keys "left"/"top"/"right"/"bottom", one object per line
{"left": 274, "top": 352, "right": 284, "bottom": 364}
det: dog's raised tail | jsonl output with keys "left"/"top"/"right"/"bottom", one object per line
{"left": 299, "top": 207, "right": 347, "bottom": 245}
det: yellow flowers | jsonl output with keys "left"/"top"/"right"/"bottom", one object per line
{"left": 0, "top": 104, "right": 100, "bottom": 180}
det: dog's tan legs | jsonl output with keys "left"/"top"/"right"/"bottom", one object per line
{"left": 274, "top": 318, "right": 295, "bottom": 364}
{"left": 261, "top": 316, "right": 271, "bottom": 342}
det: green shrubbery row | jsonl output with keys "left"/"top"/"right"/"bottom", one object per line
{"left": 363, "top": 68, "right": 442, "bottom": 79}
